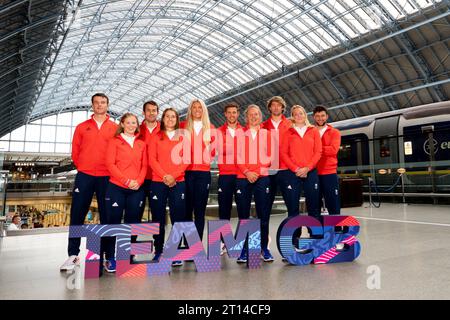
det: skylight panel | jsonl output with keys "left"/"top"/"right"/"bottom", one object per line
{"left": 378, "top": 0, "right": 404, "bottom": 19}
{"left": 355, "top": 8, "right": 380, "bottom": 30}
{"left": 335, "top": 18, "right": 357, "bottom": 38}
{"left": 318, "top": 3, "right": 337, "bottom": 19}
{"left": 344, "top": 13, "right": 367, "bottom": 34}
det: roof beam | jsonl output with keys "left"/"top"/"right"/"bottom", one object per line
{"left": 204, "top": 8, "right": 450, "bottom": 109}
{"left": 326, "top": 78, "right": 450, "bottom": 113}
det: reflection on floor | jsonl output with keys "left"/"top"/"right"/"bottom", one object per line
{"left": 1, "top": 203, "right": 450, "bottom": 300}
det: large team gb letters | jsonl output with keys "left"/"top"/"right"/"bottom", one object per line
{"left": 69, "top": 215, "right": 360, "bottom": 278}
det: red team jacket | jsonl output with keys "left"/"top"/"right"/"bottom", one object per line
{"left": 262, "top": 115, "right": 291, "bottom": 170}
{"left": 138, "top": 121, "right": 161, "bottom": 180}
{"left": 280, "top": 126, "right": 322, "bottom": 173}
{"left": 236, "top": 127, "right": 272, "bottom": 179}
{"left": 106, "top": 134, "right": 148, "bottom": 188}
{"left": 317, "top": 124, "right": 341, "bottom": 175}
{"left": 217, "top": 123, "right": 243, "bottom": 175}
{"left": 148, "top": 131, "right": 190, "bottom": 182}
{"left": 72, "top": 114, "right": 118, "bottom": 176}
{"left": 180, "top": 121, "right": 216, "bottom": 172}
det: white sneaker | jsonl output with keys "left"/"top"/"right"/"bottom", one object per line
{"left": 60, "top": 255, "right": 80, "bottom": 271}
{"left": 336, "top": 243, "right": 345, "bottom": 251}
{"left": 220, "top": 244, "right": 227, "bottom": 256}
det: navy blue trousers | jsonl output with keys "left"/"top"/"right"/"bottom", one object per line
{"left": 268, "top": 169, "right": 291, "bottom": 213}
{"left": 319, "top": 174, "right": 340, "bottom": 215}
{"left": 140, "top": 179, "right": 153, "bottom": 221}
{"left": 218, "top": 174, "right": 237, "bottom": 220}
{"left": 235, "top": 176, "right": 271, "bottom": 250}
{"left": 282, "top": 169, "right": 321, "bottom": 218}
{"left": 104, "top": 182, "right": 145, "bottom": 259}
{"left": 185, "top": 170, "right": 211, "bottom": 240}
{"left": 68, "top": 172, "right": 109, "bottom": 257}
{"left": 150, "top": 181, "right": 186, "bottom": 254}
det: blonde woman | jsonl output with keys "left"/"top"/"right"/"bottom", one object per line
{"left": 280, "top": 105, "right": 322, "bottom": 219}
{"left": 180, "top": 98, "right": 216, "bottom": 240}
{"left": 235, "top": 105, "right": 274, "bottom": 263}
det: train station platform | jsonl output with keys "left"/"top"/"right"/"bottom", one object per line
{"left": 0, "top": 202, "right": 449, "bottom": 300}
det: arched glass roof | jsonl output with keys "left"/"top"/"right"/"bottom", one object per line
{"left": 31, "top": 0, "right": 440, "bottom": 119}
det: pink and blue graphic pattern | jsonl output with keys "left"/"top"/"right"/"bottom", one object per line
{"left": 276, "top": 215, "right": 361, "bottom": 265}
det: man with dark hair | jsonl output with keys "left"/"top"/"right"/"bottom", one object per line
{"left": 60, "top": 93, "right": 117, "bottom": 272}
{"left": 262, "top": 96, "right": 292, "bottom": 217}
{"left": 217, "top": 102, "right": 242, "bottom": 221}
{"left": 7, "top": 215, "right": 21, "bottom": 231}
{"left": 138, "top": 100, "right": 160, "bottom": 221}
{"left": 223, "top": 102, "right": 240, "bottom": 113}
{"left": 313, "top": 105, "right": 341, "bottom": 216}
{"left": 91, "top": 92, "right": 109, "bottom": 105}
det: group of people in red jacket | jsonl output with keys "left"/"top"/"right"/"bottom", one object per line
{"left": 60, "top": 93, "right": 341, "bottom": 273}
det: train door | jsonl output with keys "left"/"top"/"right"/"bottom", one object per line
{"left": 338, "top": 133, "right": 369, "bottom": 173}
{"left": 373, "top": 116, "right": 400, "bottom": 186}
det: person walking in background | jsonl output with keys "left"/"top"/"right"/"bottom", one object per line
{"left": 7, "top": 215, "right": 21, "bottom": 231}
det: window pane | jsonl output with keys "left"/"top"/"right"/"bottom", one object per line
{"left": 0, "top": 141, "right": 9, "bottom": 151}
{"left": 26, "top": 125, "right": 41, "bottom": 142}
{"left": 0, "top": 133, "right": 10, "bottom": 140}
{"left": 56, "top": 127, "right": 71, "bottom": 143}
{"left": 41, "top": 126, "right": 56, "bottom": 142}
{"left": 72, "top": 111, "right": 88, "bottom": 126}
{"left": 11, "top": 126, "right": 25, "bottom": 140}
{"left": 30, "top": 119, "right": 41, "bottom": 125}
{"left": 25, "top": 142, "right": 39, "bottom": 152}
{"left": 55, "top": 143, "right": 70, "bottom": 153}
{"left": 42, "top": 115, "right": 57, "bottom": 125}
{"left": 40, "top": 143, "right": 55, "bottom": 153}
{"left": 380, "top": 138, "right": 391, "bottom": 157}
{"left": 339, "top": 144, "right": 352, "bottom": 161}
{"left": 10, "top": 141, "right": 24, "bottom": 152}
{"left": 57, "top": 113, "right": 72, "bottom": 126}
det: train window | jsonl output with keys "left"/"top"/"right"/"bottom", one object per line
{"left": 404, "top": 141, "right": 413, "bottom": 155}
{"left": 339, "top": 144, "right": 352, "bottom": 161}
{"left": 380, "top": 138, "right": 391, "bottom": 157}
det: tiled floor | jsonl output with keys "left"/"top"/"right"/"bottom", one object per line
{"left": 1, "top": 202, "right": 450, "bottom": 300}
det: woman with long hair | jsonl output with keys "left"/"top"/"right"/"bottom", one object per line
{"left": 180, "top": 98, "right": 215, "bottom": 241}
{"left": 149, "top": 108, "right": 189, "bottom": 266}
{"left": 104, "top": 112, "right": 147, "bottom": 272}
